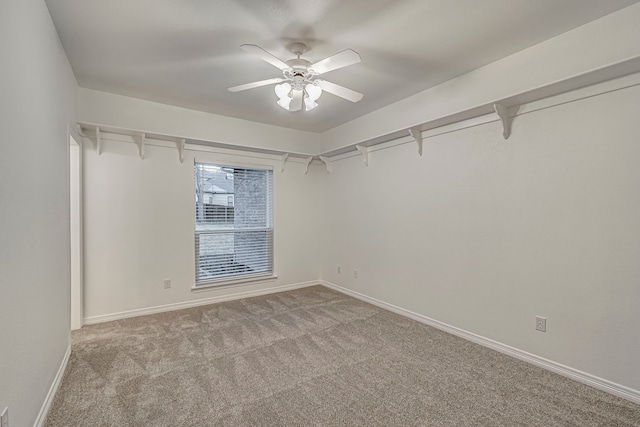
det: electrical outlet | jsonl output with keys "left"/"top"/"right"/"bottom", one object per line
{"left": 536, "top": 316, "right": 547, "bottom": 332}
{"left": 353, "top": 269, "right": 358, "bottom": 279}
{"left": 337, "top": 266, "right": 341, "bottom": 274}
{"left": 1, "top": 407, "right": 8, "bottom": 427}
{"left": 163, "top": 279, "right": 171, "bottom": 289}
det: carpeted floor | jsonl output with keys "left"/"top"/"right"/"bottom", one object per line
{"left": 46, "top": 285, "right": 640, "bottom": 426}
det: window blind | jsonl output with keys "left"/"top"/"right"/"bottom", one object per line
{"left": 194, "top": 163, "right": 273, "bottom": 284}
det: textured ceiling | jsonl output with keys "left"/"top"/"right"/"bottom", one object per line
{"left": 46, "top": 0, "right": 638, "bottom": 133}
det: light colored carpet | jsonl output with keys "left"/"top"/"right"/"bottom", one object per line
{"left": 46, "top": 285, "right": 640, "bottom": 426}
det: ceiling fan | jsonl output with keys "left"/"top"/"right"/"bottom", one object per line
{"left": 228, "top": 42, "right": 363, "bottom": 112}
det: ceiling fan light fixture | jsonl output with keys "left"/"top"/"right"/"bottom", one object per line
{"left": 305, "top": 83, "right": 322, "bottom": 101}
{"left": 304, "top": 97, "right": 318, "bottom": 111}
{"left": 277, "top": 96, "right": 292, "bottom": 110}
{"left": 274, "top": 82, "right": 292, "bottom": 99}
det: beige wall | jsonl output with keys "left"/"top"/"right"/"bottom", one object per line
{"left": 0, "top": 0, "right": 78, "bottom": 425}
{"left": 318, "top": 83, "right": 640, "bottom": 392}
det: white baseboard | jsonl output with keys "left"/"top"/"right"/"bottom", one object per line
{"left": 84, "top": 280, "right": 319, "bottom": 325}
{"left": 34, "top": 344, "right": 71, "bottom": 427}
{"left": 320, "top": 280, "right": 640, "bottom": 405}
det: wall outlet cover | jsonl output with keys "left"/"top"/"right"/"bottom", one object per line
{"left": 536, "top": 316, "right": 547, "bottom": 332}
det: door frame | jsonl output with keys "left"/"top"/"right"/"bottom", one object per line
{"left": 69, "top": 126, "right": 84, "bottom": 330}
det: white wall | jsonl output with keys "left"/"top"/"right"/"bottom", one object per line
{"left": 319, "top": 83, "right": 640, "bottom": 392}
{"left": 319, "top": 2, "right": 640, "bottom": 153}
{"left": 0, "top": 0, "right": 78, "bottom": 426}
{"left": 78, "top": 88, "right": 322, "bottom": 155}
{"left": 82, "top": 139, "right": 321, "bottom": 320}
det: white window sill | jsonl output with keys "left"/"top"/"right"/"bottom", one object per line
{"left": 191, "top": 274, "right": 278, "bottom": 292}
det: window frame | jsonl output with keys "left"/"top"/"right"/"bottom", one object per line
{"left": 193, "top": 161, "right": 275, "bottom": 289}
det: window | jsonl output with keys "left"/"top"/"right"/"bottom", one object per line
{"left": 194, "top": 162, "right": 273, "bottom": 285}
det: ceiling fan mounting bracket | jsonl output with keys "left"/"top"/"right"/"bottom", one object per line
{"left": 289, "top": 42, "right": 309, "bottom": 57}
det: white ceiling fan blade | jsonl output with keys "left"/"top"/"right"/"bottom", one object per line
{"left": 316, "top": 80, "right": 363, "bottom": 102}
{"left": 228, "top": 78, "right": 283, "bottom": 92}
{"left": 241, "top": 44, "right": 289, "bottom": 70}
{"left": 310, "top": 49, "right": 361, "bottom": 75}
{"left": 290, "top": 89, "right": 303, "bottom": 111}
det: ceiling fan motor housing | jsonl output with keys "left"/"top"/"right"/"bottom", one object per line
{"left": 291, "top": 75, "right": 306, "bottom": 91}
{"left": 284, "top": 58, "right": 314, "bottom": 84}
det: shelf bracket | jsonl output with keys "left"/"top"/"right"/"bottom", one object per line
{"left": 355, "top": 144, "right": 370, "bottom": 166}
{"left": 319, "top": 156, "right": 332, "bottom": 173}
{"left": 493, "top": 103, "right": 512, "bottom": 140}
{"left": 304, "top": 156, "right": 313, "bottom": 175}
{"left": 95, "top": 126, "right": 102, "bottom": 155}
{"left": 280, "top": 153, "right": 289, "bottom": 172}
{"left": 136, "top": 132, "right": 146, "bottom": 159}
{"left": 409, "top": 126, "right": 423, "bottom": 156}
{"left": 176, "top": 138, "right": 186, "bottom": 163}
